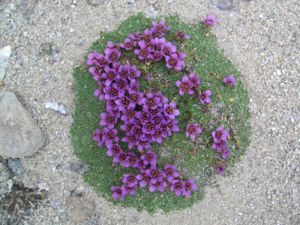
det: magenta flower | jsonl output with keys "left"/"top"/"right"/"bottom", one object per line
{"left": 223, "top": 75, "right": 237, "bottom": 87}
{"left": 117, "top": 64, "right": 130, "bottom": 80}
{"left": 119, "top": 38, "right": 135, "bottom": 50}
{"left": 212, "top": 126, "right": 230, "bottom": 143}
{"left": 141, "top": 150, "right": 157, "bottom": 166}
{"left": 188, "top": 73, "right": 201, "bottom": 88}
{"left": 100, "top": 112, "right": 118, "bottom": 129}
{"left": 149, "top": 180, "right": 167, "bottom": 192}
{"left": 104, "top": 46, "right": 121, "bottom": 62}
{"left": 134, "top": 40, "right": 153, "bottom": 60}
{"left": 165, "top": 52, "right": 186, "bottom": 71}
{"left": 137, "top": 172, "right": 150, "bottom": 188}
{"left": 129, "top": 91, "right": 144, "bottom": 105}
{"left": 166, "top": 120, "right": 180, "bottom": 136}
{"left": 145, "top": 167, "right": 164, "bottom": 184}
{"left": 221, "top": 148, "right": 231, "bottom": 159}
{"left": 102, "top": 66, "right": 117, "bottom": 86}
{"left": 122, "top": 134, "right": 138, "bottom": 149}
{"left": 151, "top": 21, "right": 169, "bottom": 37}
{"left": 102, "top": 127, "right": 119, "bottom": 146}
{"left": 161, "top": 42, "right": 177, "bottom": 56}
{"left": 163, "top": 102, "right": 180, "bottom": 119}
{"left": 106, "top": 143, "right": 122, "bottom": 157}
{"left": 203, "top": 14, "right": 218, "bottom": 27}
{"left": 183, "top": 179, "right": 198, "bottom": 197}
{"left": 115, "top": 96, "right": 135, "bottom": 112}
{"left": 128, "top": 65, "right": 141, "bottom": 81}
{"left": 87, "top": 52, "right": 103, "bottom": 66}
{"left": 104, "top": 83, "right": 125, "bottom": 100}
{"left": 122, "top": 174, "right": 138, "bottom": 188}
{"left": 163, "top": 164, "right": 180, "bottom": 182}
{"left": 199, "top": 90, "right": 212, "bottom": 104}
{"left": 186, "top": 123, "right": 203, "bottom": 140}
{"left": 111, "top": 186, "right": 127, "bottom": 201}
{"left": 216, "top": 165, "right": 225, "bottom": 175}
{"left": 113, "top": 152, "right": 130, "bottom": 168}
{"left": 92, "top": 128, "right": 104, "bottom": 147}
{"left": 176, "top": 75, "right": 194, "bottom": 95}
{"left": 127, "top": 152, "right": 139, "bottom": 168}
{"left": 170, "top": 180, "right": 184, "bottom": 196}
{"left": 212, "top": 140, "right": 228, "bottom": 153}
{"left": 175, "top": 31, "right": 190, "bottom": 40}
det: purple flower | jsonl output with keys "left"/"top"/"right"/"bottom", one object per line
{"left": 212, "top": 126, "right": 230, "bottom": 143}
{"left": 129, "top": 32, "right": 143, "bottom": 42}
{"left": 170, "top": 180, "right": 184, "bottom": 196}
{"left": 111, "top": 186, "right": 127, "bottom": 201}
{"left": 175, "top": 31, "right": 190, "bottom": 40}
{"left": 122, "top": 133, "right": 139, "bottom": 149}
{"left": 102, "top": 127, "right": 119, "bottom": 146}
{"left": 113, "top": 152, "right": 130, "bottom": 168}
{"left": 149, "top": 180, "right": 167, "bottom": 192}
{"left": 115, "top": 96, "right": 135, "bottom": 112}
{"left": 87, "top": 52, "right": 103, "bottom": 66}
{"left": 120, "top": 109, "right": 136, "bottom": 123}
{"left": 106, "top": 143, "right": 122, "bottom": 157}
{"left": 221, "top": 148, "right": 231, "bottom": 159}
{"left": 88, "top": 67, "right": 101, "bottom": 81}
{"left": 176, "top": 75, "right": 194, "bottom": 96}
{"left": 163, "top": 102, "right": 180, "bottom": 119}
{"left": 142, "top": 92, "right": 161, "bottom": 110}
{"left": 163, "top": 164, "right": 180, "bottom": 182}
{"left": 223, "top": 75, "right": 237, "bottom": 87}
{"left": 124, "top": 184, "right": 137, "bottom": 196}
{"left": 212, "top": 141, "right": 228, "bottom": 153}
{"left": 127, "top": 152, "right": 139, "bottom": 168}
{"left": 129, "top": 91, "right": 144, "bottom": 105}
{"left": 199, "top": 90, "right": 212, "bottom": 104}
{"left": 165, "top": 52, "right": 186, "bottom": 71}
{"left": 102, "top": 66, "right": 117, "bottom": 86}
{"left": 145, "top": 167, "right": 164, "bottom": 184}
{"left": 188, "top": 73, "right": 201, "bottom": 88}
{"left": 119, "top": 38, "right": 136, "bottom": 50}
{"left": 128, "top": 65, "right": 141, "bottom": 81}
{"left": 186, "top": 123, "right": 203, "bottom": 140}
{"left": 161, "top": 42, "right": 177, "bottom": 56}
{"left": 92, "top": 128, "right": 104, "bottom": 147}
{"left": 203, "top": 14, "right": 218, "bottom": 27}
{"left": 151, "top": 21, "right": 169, "bottom": 37}
{"left": 122, "top": 174, "right": 138, "bottom": 188}
{"left": 183, "top": 179, "right": 198, "bottom": 197}
{"left": 136, "top": 172, "right": 150, "bottom": 188}
{"left": 166, "top": 120, "right": 180, "bottom": 136}
{"left": 100, "top": 112, "right": 118, "bottom": 128}
{"left": 143, "top": 28, "right": 153, "bottom": 42}
{"left": 104, "top": 46, "right": 121, "bottom": 62}
{"left": 134, "top": 40, "right": 153, "bottom": 60}
{"left": 141, "top": 150, "right": 157, "bottom": 166}
{"left": 117, "top": 64, "right": 130, "bottom": 80}
{"left": 216, "top": 165, "right": 225, "bottom": 175}
{"left": 104, "top": 83, "right": 125, "bottom": 100}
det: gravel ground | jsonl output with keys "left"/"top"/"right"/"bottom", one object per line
{"left": 0, "top": 0, "right": 299, "bottom": 224}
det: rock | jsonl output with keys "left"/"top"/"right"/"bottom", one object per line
{"left": 144, "top": 6, "right": 158, "bottom": 19}
{"left": 0, "top": 91, "right": 45, "bottom": 159}
{"left": 86, "top": 0, "right": 105, "bottom": 6}
{"left": 6, "top": 159, "right": 25, "bottom": 176}
{"left": 0, "top": 162, "right": 11, "bottom": 201}
{"left": 0, "top": 45, "right": 12, "bottom": 81}
{"left": 213, "top": 0, "right": 236, "bottom": 10}
{"left": 44, "top": 101, "right": 68, "bottom": 115}
{"left": 22, "top": 0, "right": 40, "bottom": 20}
{"left": 53, "top": 51, "right": 63, "bottom": 63}
{"left": 39, "top": 42, "right": 54, "bottom": 56}
{"left": 67, "top": 194, "right": 95, "bottom": 224}
{"left": 147, "top": 0, "right": 157, "bottom": 4}
{"left": 69, "top": 161, "right": 88, "bottom": 174}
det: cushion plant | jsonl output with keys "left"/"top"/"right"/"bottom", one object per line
{"left": 71, "top": 13, "right": 250, "bottom": 213}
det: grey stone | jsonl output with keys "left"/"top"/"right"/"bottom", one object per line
{"left": 215, "top": 0, "right": 236, "bottom": 10}
{"left": 69, "top": 161, "right": 88, "bottom": 174}
{"left": 39, "top": 42, "right": 54, "bottom": 56}
{"left": 86, "top": 0, "right": 106, "bottom": 6}
{"left": 6, "top": 159, "right": 25, "bottom": 176}
{"left": 0, "top": 46, "right": 11, "bottom": 81}
{"left": 144, "top": 6, "right": 158, "bottom": 19}
{"left": 22, "top": 0, "right": 40, "bottom": 20}
{"left": 44, "top": 101, "right": 68, "bottom": 115}
{"left": 67, "top": 194, "right": 95, "bottom": 224}
{"left": 0, "top": 91, "right": 45, "bottom": 159}
{"left": 0, "top": 162, "right": 11, "bottom": 201}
